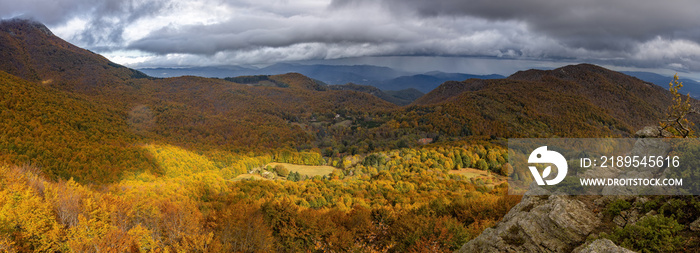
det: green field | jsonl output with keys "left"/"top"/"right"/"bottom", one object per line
{"left": 267, "top": 162, "right": 336, "bottom": 177}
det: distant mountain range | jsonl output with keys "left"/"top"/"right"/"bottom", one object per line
{"left": 139, "top": 64, "right": 504, "bottom": 93}
{"left": 139, "top": 63, "right": 407, "bottom": 84}
{"left": 2, "top": 18, "right": 693, "bottom": 144}
{"left": 141, "top": 66, "right": 700, "bottom": 98}
{"left": 622, "top": 71, "right": 700, "bottom": 99}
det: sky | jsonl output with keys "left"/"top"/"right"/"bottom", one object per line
{"left": 2, "top": 0, "right": 700, "bottom": 78}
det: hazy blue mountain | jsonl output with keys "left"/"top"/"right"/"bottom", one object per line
{"left": 372, "top": 72, "right": 505, "bottom": 93}
{"left": 140, "top": 64, "right": 409, "bottom": 83}
{"left": 139, "top": 66, "right": 254, "bottom": 78}
{"left": 622, "top": 71, "right": 700, "bottom": 98}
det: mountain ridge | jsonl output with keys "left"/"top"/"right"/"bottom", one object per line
{"left": 622, "top": 71, "right": 700, "bottom": 98}
{"left": 1, "top": 18, "right": 691, "bottom": 146}
{"left": 138, "top": 64, "right": 505, "bottom": 95}
{"left": 0, "top": 18, "right": 400, "bottom": 181}
{"left": 408, "top": 63, "right": 696, "bottom": 138}
{"left": 0, "top": 18, "right": 148, "bottom": 93}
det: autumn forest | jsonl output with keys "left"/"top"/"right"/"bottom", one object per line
{"left": 1, "top": 19, "right": 699, "bottom": 252}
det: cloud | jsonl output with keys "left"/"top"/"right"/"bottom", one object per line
{"left": 125, "top": 3, "right": 562, "bottom": 62}
{"left": 0, "top": 0, "right": 170, "bottom": 48}
{"left": 332, "top": 0, "right": 700, "bottom": 49}
{"left": 327, "top": 0, "right": 700, "bottom": 71}
{"left": 3, "top": 0, "right": 700, "bottom": 72}
{"left": 629, "top": 37, "right": 700, "bottom": 70}
{"left": 0, "top": 0, "right": 93, "bottom": 25}
{"left": 127, "top": 11, "right": 420, "bottom": 55}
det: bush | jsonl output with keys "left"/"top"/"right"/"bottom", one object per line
{"left": 476, "top": 159, "right": 488, "bottom": 171}
{"left": 605, "top": 199, "right": 632, "bottom": 216}
{"left": 604, "top": 215, "right": 683, "bottom": 253}
{"left": 274, "top": 165, "right": 289, "bottom": 178}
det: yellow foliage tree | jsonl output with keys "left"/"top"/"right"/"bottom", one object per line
{"left": 660, "top": 74, "right": 696, "bottom": 137}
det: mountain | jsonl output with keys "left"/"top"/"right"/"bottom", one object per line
{"left": 140, "top": 63, "right": 409, "bottom": 84}
{"left": 2, "top": 18, "right": 694, "bottom": 184}
{"left": 372, "top": 72, "right": 505, "bottom": 93}
{"left": 622, "top": 71, "right": 700, "bottom": 98}
{"left": 0, "top": 19, "right": 398, "bottom": 182}
{"left": 410, "top": 64, "right": 693, "bottom": 138}
{"left": 0, "top": 18, "right": 689, "bottom": 180}
{"left": 142, "top": 65, "right": 431, "bottom": 104}
{"left": 139, "top": 65, "right": 254, "bottom": 78}
{"left": 256, "top": 63, "right": 409, "bottom": 84}
{"left": 139, "top": 64, "right": 504, "bottom": 95}
{"left": 0, "top": 18, "right": 148, "bottom": 93}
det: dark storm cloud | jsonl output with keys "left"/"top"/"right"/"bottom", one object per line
{"left": 332, "top": 0, "right": 700, "bottom": 50}
{"left": 3, "top": 0, "right": 700, "bottom": 72}
{"left": 325, "top": 0, "right": 700, "bottom": 71}
{"left": 127, "top": 15, "right": 420, "bottom": 55}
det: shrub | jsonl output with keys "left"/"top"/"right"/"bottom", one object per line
{"left": 274, "top": 165, "right": 289, "bottom": 178}
{"left": 605, "top": 199, "right": 632, "bottom": 216}
{"left": 604, "top": 215, "right": 683, "bottom": 253}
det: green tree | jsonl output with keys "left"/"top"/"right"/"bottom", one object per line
{"left": 453, "top": 152, "right": 463, "bottom": 169}
{"left": 476, "top": 159, "right": 489, "bottom": 171}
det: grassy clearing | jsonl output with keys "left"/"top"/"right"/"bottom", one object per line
{"left": 266, "top": 162, "right": 336, "bottom": 177}
{"left": 448, "top": 168, "right": 489, "bottom": 178}
{"left": 333, "top": 120, "right": 352, "bottom": 128}
{"left": 232, "top": 174, "right": 267, "bottom": 181}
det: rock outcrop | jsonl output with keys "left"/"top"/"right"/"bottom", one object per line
{"left": 634, "top": 126, "right": 670, "bottom": 138}
{"left": 691, "top": 218, "right": 700, "bottom": 232}
{"left": 458, "top": 127, "right": 682, "bottom": 252}
{"left": 457, "top": 195, "right": 600, "bottom": 252}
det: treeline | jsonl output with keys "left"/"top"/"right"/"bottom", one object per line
{"left": 354, "top": 144, "right": 509, "bottom": 176}
{"left": 273, "top": 150, "right": 325, "bottom": 166}
{"left": 223, "top": 75, "right": 289, "bottom": 87}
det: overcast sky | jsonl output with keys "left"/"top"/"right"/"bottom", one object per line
{"left": 2, "top": 0, "right": 700, "bottom": 77}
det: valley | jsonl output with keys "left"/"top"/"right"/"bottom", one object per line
{"left": 0, "top": 19, "right": 699, "bottom": 252}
